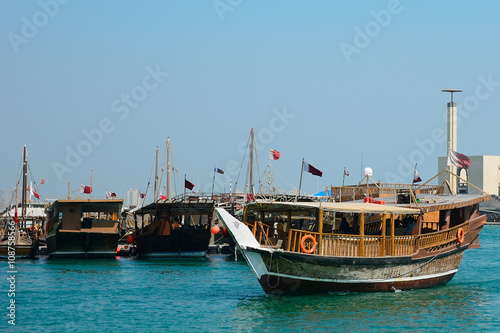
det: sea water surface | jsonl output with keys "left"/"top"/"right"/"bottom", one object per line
{"left": 2, "top": 226, "right": 500, "bottom": 332}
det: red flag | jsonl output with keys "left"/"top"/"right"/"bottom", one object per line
{"left": 447, "top": 150, "right": 471, "bottom": 170}
{"left": 160, "top": 195, "right": 167, "bottom": 200}
{"left": 185, "top": 179, "right": 195, "bottom": 190}
{"left": 40, "top": 178, "right": 45, "bottom": 185}
{"left": 80, "top": 185, "right": 92, "bottom": 194}
{"left": 413, "top": 168, "right": 422, "bottom": 183}
{"left": 14, "top": 206, "right": 18, "bottom": 224}
{"left": 140, "top": 192, "right": 146, "bottom": 198}
{"left": 303, "top": 162, "right": 323, "bottom": 177}
{"left": 269, "top": 149, "right": 280, "bottom": 160}
{"left": 32, "top": 189, "right": 40, "bottom": 199}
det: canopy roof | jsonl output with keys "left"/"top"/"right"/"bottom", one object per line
{"left": 248, "top": 201, "right": 421, "bottom": 215}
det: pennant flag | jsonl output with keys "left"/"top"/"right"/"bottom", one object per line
{"left": 160, "top": 194, "right": 167, "bottom": 200}
{"left": 413, "top": 168, "right": 422, "bottom": 183}
{"left": 269, "top": 149, "right": 280, "bottom": 160}
{"left": 139, "top": 191, "right": 146, "bottom": 198}
{"left": 32, "top": 189, "right": 40, "bottom": 199}
{"left": 185, "top": 179, "right": 195, "bottom": 190}
{"left": 14, "top": 206, "right": 18, "bottom": 224}
{"left": 303, "top": 162, "right": 323, "bottom": 177}
{"left": 215, "top": 167, "right": 224, "bottom": 174}
{"left": 344, "top": 170, "right": 349, "bottom": 176}
{"left": 447, "top": 150, "right": 471, "bottom": 170}
{"left": 80, "top": 185, "right": 92, "bottom": 194}
{"left": 40, "top": 178, "right": 45, "bottom": 185}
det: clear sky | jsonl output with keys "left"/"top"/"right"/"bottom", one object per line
{"left": 1, "top": 0, "right": 500, "bottom": 201}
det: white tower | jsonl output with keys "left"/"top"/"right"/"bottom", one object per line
{"left": 442, "top": 89, "right": 462, "bottom": 193}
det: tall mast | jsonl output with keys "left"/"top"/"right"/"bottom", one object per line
{"left": 21, "top": 145, "right": 27, "bottom": 227}
{"left": 166, "top": 138, "right": 171, "bottom": 200}
{"left": 249, "top": 128, "right": 255, "bottom": 196}
{"left": 154, "top": 146, "right": 159, "bottom": 201}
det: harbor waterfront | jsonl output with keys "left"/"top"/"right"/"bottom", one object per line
{"left": 1, "top": 226, "right": 499, "bottom": 332}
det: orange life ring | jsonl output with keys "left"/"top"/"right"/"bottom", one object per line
{"left": 457, "top": 228, "right": 465, "bottom": 244}
{"left": 300, "top": 234, "right": 317, "bottom": 254}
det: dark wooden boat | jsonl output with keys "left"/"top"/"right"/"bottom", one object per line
{"left": 45, "top": 199, "right": 123, "bottom": 258}
{"left": 217, "top": 176, "right": 490, "bottom": 295}
{"left": 0, "top": 145, "right": 41, "bottom": 259}
{"left": 132, "top": 198, "right": 215, "bottom": 258}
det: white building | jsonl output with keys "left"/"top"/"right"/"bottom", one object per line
{"left": 438, "top": 155, "right": 500, "bottom": 196}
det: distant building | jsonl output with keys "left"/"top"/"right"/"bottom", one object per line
{"left": 438, "top": 155, "right": 500, "bottom": 196}
{"left": 0, "top": 189, "right": 14, "bottom": 212}
{"left": 124, "top": 189, "right": 143, "bottom": 208}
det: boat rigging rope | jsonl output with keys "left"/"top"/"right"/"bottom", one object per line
{"left": 232, "top": 134, "right": 250, "bottom": 195}
{"left": 267, "top": 251, "right": 281, "bottom": 289}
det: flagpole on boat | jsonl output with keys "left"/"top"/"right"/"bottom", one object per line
{"left": 154, "top": 146, "right": 159, "bottom": 202}
{"left": 343, "top": 167, "right": 346, "bottom": 187}
{"left": 211, "top": 165, "right": 216, "bottom": 198}
{"left": 90, "top": 168, "right": 93, "bottom": 200}
{"left": 296, "top": 158, "right": 305, "bottom": 202}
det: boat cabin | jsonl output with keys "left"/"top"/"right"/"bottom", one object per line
{"left": 242, "top": 195, "right": 487, "bottom": 258}
{"left": 46, "top": 199, "right": 123, "bottom": 234}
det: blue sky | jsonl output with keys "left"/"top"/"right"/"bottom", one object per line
{"left": 1, "top": 0, "right": 500, "bottom": 201}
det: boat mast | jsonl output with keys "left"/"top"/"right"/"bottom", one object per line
{"left": 166, "top": 138, "right": 171, "bottom": 200}
{"left": 249, "top": 128, "right": 255, "bottom": 197}
{"left": 21, "top": 145, "right": 27, "bottom": 228}
{"left": 154, "top": 146, "right": 159, "bottom": 201}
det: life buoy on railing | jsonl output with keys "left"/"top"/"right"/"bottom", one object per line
{"left": 300, "top": 234, "right": 317, "bottom": 254}
{"left": 457, "top": 228, "right": 465, "bottom": 244}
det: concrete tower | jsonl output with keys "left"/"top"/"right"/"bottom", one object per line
{"left": 442, "top": 89, "right": 462, "bottom": 193}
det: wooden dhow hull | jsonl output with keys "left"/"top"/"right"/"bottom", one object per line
{"left": 216, "top": 207, "right": 486, "bottom": 295}
{"left": 46, "top": 231, "right": 120, "bottom": 258}
{"left": 135, "top": 227, "right": 211, "bottom": 258}
{"left": 0, "top": 243, "right": 38, "bottom": 259}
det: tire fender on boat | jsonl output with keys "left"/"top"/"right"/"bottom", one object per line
{"left": 300, "top": 234, "right": 317, "bottom": 254}
{"left": 457, "top": 228, "right": 465, "bottom": 244}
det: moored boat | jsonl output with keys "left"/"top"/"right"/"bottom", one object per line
{"left": 131, "top": 198, "right": 215, "bottom": 258}
{"left": 45, "top": 199, "right": 123, "bottom": 258}
{"left": 216, "top": 176, "right": 490, "bottom": 295}
{"left": 0, "top": 145, "right": 42, "bottom": 259}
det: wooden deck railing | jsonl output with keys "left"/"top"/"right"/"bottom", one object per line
{"left": 245, "top": 219, "right": 468, "bottom": 258}
{"left": 419, "top": 222, "right": 468, "bottom": 249}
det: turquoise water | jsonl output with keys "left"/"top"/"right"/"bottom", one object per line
{"left": 2, "top": 226, "right": 500, "bottom": 332}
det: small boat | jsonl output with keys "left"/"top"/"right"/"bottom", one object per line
{"left": 132, "top": 198, "right": 215, "bottom": 258}
{"left": 216, "top": 173, "right": 490, "bottom": 295}
{"left": 0, "top": 145, "right": 42, "bottom": 259}
{"left": 45, "top": 198, "right": 123, "bottom": 258}
{"left": 0, "top": 226, "right": 38, "bottom": 259}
